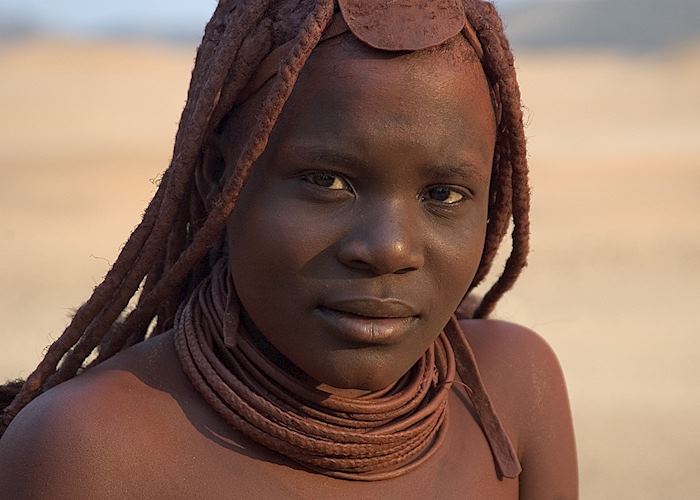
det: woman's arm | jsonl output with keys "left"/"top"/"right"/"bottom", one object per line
{"left": 514, "top": 326, "right": 578, "bottom": 499}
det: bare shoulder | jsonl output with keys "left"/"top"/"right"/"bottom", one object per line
{"left": 459, "top": 319, "right": 579, "bottom": 499}
{"left": 0, "top": 333, "right": 185, "bottom": 499}
{"left": 459, "top": 319, "right": 568, "bottom": 396}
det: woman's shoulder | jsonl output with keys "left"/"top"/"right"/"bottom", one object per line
{"left": 459, "top": 318, "right": 578, "bottom": 498}
{"left": 459, "top": 318, "right": 568, "bottom": 419}
{"left": 459, "top": 318, "right": 566, "bottom": 387}
{"left": 0, "top": 332, "right": 187, "bottom": 498}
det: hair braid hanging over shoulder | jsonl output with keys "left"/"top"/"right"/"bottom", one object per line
{"left": 461, "top": 0, "right": 531, "bottom": 319}
{"left": 36, "top": 0, "right": 276, "bottom": 394}
{"left": 1, "top": 0, "right": 530, "bottom": 436}
{"left": 0, "top": 0, "right": 335, "bottom": 432}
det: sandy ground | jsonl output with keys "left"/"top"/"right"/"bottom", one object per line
{"left": 1, "top": 39, "right": 698, "bottom": 498}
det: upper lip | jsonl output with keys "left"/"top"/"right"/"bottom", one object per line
{"left": 320, "top": 297, "right": 419, "bottom": 319}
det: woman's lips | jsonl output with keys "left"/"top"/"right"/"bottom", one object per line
{"left": 314, "top": 298, "right": 419, "bottom": 345}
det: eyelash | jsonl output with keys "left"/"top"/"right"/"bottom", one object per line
{"left": 420, "top": 186, "right": 468, "bottom": 205}
{"left": 302, "top": 172, "right": 353, "bottom": 192}
{"left": 301, "top": 171, "right": 469, "bottom": 206}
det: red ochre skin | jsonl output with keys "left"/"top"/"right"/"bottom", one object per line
{"left": 224, "top": 36, "right": 494, "bottom": 393}
{"left": 0, "top": 34, "right": 578, "bottom": 500}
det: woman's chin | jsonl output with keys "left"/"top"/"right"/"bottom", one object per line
{"left": 298, "top": 355, "right": 413, "bottom": 396}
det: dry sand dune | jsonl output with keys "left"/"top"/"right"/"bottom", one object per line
{"left": 1, "top": 39, "right": 699, "bottom": 498}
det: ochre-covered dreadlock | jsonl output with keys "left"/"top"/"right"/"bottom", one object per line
{"left": 1, "top": 0, "right": 530, "bottom": 451}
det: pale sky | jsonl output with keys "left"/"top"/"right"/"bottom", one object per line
{"left": 0, "top": 0, "right": 536, "bottom": 36}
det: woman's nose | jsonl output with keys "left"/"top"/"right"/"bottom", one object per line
{"left": 336, "top": 201, "right": 425, "bottom": 275}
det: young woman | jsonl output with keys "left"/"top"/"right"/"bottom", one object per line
{"left": 0, "top": 1, "right": 577, "bottom": 498}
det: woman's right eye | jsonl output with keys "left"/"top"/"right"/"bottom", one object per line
{"left": 302, "top": 172, "right": 351, "bottom": 191}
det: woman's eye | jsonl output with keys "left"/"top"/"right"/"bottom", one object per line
{"left": 424, "top": 186, "right": 465, "bottom": 204}
{"left": 303, "top": 173, "right": 349, "bottom": 191}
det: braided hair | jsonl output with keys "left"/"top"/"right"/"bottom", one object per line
{"left": 0, "top": 0, "right": 529, "bottom": 435}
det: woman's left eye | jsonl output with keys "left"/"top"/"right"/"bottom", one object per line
{"left": 303, "top": 173, "right": 350, "bottom": 191}
{"left": 423, "top": 186, "right": 465, "bottom": 204}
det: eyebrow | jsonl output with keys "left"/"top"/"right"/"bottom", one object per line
{"left": 287, "top": 145, "right": 371, "bottom": 169}
{"left": 286, "top": 144, "right": 487, "bottom": 183}
{"left": 421, "top": 162, "right": 487, "bottom": 184}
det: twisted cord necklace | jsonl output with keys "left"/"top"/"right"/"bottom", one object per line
{"left": 174, "top": 258, "right": 519, "bottom": 480}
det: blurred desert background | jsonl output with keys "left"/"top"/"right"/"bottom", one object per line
{"left": 1, "top": 0, "right": 699, "bottom": 498}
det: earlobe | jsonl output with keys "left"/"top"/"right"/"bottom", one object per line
{"left": 195, "top": 134, "right": 229, "bottom": 212}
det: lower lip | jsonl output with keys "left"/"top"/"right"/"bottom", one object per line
{"left": 314, "top": 307, "right": 418, "bottom": 345}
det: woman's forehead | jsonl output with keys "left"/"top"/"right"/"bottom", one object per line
{"left": 250, "top": 36, "right": 496, "bottom": 179}
{"left": 295, "top": 33, "right": 488, "bottom": 119}
{"left": 220, "top": 33, "right": 493, "bottom": 170}
{"left": 278, "top": 36, "right": 493, "bottom": 140}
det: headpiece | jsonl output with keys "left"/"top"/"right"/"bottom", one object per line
{"left": 235, "top": 0, "right": 501, "bottom": 124}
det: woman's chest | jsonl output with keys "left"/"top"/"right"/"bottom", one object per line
{"left": 138, "top": 451, "right": 517, "bottom": 500}
{"left": 133, "top": 393, "right": 519, "bottom": 500}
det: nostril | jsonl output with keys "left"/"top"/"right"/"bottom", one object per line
{"left": 349, "top": 259, "right": 374, "bottom": 272}
{"left": 394, "top": 267, "right": 415, "bottom": 275}
{"left": 342, "top": 256, "right": 421, "bottom": 276}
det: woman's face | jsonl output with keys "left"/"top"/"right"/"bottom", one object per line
{"left": 225, "top": 36, "right": 496, "bottom": 391}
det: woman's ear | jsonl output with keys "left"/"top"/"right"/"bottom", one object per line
{"left": 195, "top": 133, "right": 229, "bottom": 212}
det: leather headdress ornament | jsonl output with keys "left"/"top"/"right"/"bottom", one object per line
{"left": 337, "top": 0, "right": 466, "bottom": 51}
{"left": 236, "top": 0, "right": 488, "bottom": 105}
